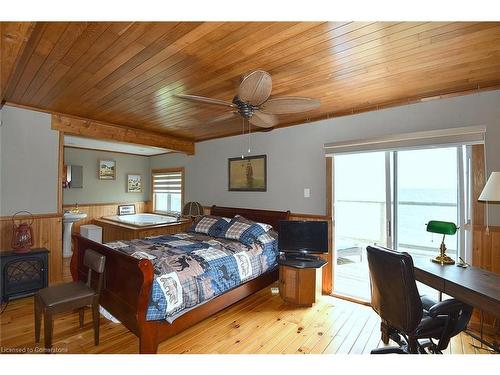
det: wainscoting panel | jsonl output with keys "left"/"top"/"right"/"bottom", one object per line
{"left": 470, "top": 144, "right": 499, "bottom": 338}
{"left": 472, "top": 225, "right": 500, "bottom": 274}
{"left": 471, "top": 225, "right": 500, "bottom": 336}
{"left": 62, "top": 201, "right": 150, "bottom": 234}
{"left": 0, "top": 214, "right": 63, "bottom": 284}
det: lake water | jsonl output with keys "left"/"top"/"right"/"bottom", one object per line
{"left": 335, "top": 187, "right": 458, "bottom": 254}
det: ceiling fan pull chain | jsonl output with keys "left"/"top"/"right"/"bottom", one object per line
{"left": 241, "top": 117, "right": 245, "bottom": 159}
{"left": 247, "top": 119, "right": 251, "bottom": 154}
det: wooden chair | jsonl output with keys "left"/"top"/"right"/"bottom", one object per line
{"left": 35, "top": 249, "right": 105, "bottom": 350}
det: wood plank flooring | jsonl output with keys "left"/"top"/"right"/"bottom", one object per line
{"left": 0, "top": 261, "right": 492, "bottom": 354}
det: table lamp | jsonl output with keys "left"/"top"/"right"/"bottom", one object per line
{"left": 182, "top": 201, "right": 204, "bottom": 218}
{"left": 478, "top": 172, "right": 500, "bottom": 232}
{"left": 426, "top": 220, "right": 457, "bottom": 265}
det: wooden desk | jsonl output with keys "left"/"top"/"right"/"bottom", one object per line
{"left": 413, "top": 258, "right": 500, "bottom": 317}
{"left": 413, "top": 258, "right": 500, "bottom": 351}
{"left": 379, "top": 258, "right": 500, "bottom": 350}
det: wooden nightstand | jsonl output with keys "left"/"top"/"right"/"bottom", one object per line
{"left": 278, "top": 264, "right": 323, "bottom": 306}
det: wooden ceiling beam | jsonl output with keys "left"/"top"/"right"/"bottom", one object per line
{"left": 0, "top": 22, "right": 36, "bottom": 104}
{"left": 51, "top": 114, "right": 195, "bottom": 155}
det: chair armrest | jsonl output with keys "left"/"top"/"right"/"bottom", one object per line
{"left": 428, "top": 299, "right": 471, "bottom": 318}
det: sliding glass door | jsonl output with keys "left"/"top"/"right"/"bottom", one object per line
{"left": 394, "top": 147, "right": 461, "bottom": 297}
{"left": 333, "top": 151, "right": 390, "bottom": 301}
{"left": 333, "top": 146, "right": 469, "bottom": 301}
{"left": 395, "top": 148, "right": 459, "bottom": 258}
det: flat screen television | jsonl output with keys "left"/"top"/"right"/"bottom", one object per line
{"left": 278, "top": 220, "right": 328, "bottom": 254}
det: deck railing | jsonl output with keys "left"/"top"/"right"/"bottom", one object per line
{"left": 334, "top": 199, "right": 457, "bottom": 255}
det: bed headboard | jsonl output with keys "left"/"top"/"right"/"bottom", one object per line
{"left": 210, "top": 205, "right": 290, "bottom": 232}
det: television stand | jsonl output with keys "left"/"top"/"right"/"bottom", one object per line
{"left": 277, "top": 253, "right": 326, "bottom": 269}
{"left": 278, "top": 261, "right": 325, "bottom": 307}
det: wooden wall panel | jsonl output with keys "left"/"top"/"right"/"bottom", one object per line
{"left": 472, "top": 226, "right": 500, "bottom": 273}
{"left": 62, "top": 201, "right": 150, "bottom": 234}
{"left": 0, "top": 214, "right": 62, "bottom": 284}
{"left": 471, "top": 225, "right": 500, "bottom": 338}
{"left": 470, "top": 143, "right": 499, "bottom": 338}
{"left": 472, "top": 145, "right": 486, "bottom": 226}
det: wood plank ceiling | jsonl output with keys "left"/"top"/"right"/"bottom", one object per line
{"left": 2, "top": 21, "right": 500, "bottom": 142}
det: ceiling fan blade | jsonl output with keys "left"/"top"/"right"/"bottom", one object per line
{"left": 175, "top": 94, "right": 235, "bottom": 108}
{"left": 207, "top": 112, "right": 239, "bottom": 125}
{"left": 249, "top": 111, "right": 278, "bottom": 128}
{"left": 238, "top": 70, "right": 272, "bottom": 106}
{"left": 260, "top": 96, "right": 320, "bottom": 114}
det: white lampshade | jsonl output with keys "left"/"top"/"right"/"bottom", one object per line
{"left": 479, "top": 172, "right": 500, "bottom": 201}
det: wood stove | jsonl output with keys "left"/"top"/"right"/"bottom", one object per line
{"left": 1, "top": 248, "right": 49, "bottom": 302}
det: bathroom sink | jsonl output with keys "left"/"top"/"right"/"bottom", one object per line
{"left": 62, "top": 211, "right": 87, "bottom": 258}
{"left": 63, "top": 211, "right": 87, "bottom": 223}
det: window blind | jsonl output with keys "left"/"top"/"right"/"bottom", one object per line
{"left": 324, "top": 125, "right": 485, "bottom": 155}
{"left": 152, "top": 171, "right": 183, "bottom": 193}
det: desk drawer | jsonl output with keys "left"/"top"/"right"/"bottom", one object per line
{"left": 446, "top": 282, "right": 500, "bottom": 317}
{"left": 414, "top": 268, "right": 445, "bottom": 291}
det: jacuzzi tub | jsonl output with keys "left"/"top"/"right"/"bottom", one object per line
{"left": 102, "top": 213, "right": 180, "bottom": 227}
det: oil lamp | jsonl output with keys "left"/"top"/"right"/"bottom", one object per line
{"left": 11, "top": 211, "right": 34, "bottom": 253}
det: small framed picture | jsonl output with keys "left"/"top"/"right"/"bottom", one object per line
{"left": 98, "top": 160, "right": 116, "bottom": 180}
{"left": 127, "top": 174, "right": 142, "bottom": 193}
{"left": 228, "top": 154, "right": 267, "bottom": 191}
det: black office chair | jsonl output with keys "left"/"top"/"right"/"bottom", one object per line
{"left": 366, "top": 245, "right": 473, "bottom": 354}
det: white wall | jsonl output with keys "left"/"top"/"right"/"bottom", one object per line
{"left": 151, "top": 89, "right": 500, "bottom": 224}
{"left": 63, "top": 147, "right": 151, "bottom": 205}
{"left": 0, "top": 105, "right": 59, "bottom": 215}
{"left": 2, "top": 90, "right": 499, "bottom": 222}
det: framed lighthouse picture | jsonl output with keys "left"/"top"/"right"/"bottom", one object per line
{"left": 228, "top": 155, "right": 267, "bottom": 192}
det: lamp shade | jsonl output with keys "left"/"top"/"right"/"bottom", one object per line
{"left": 478, "top": 172, "right": 500, "bottom": 201}
{"left": 182, "top": 201, "right": 204, "bottom": 216}
{"left": 426, "top": 220, "right": 457, "bottom": 235}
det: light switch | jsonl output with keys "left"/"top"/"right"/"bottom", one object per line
{"left": 304, "top": 188, "right": 311, "bottom": 198}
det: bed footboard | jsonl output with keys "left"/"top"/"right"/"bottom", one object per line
{"left": 70, "top": 235, "right": 154, "bottom": 341}
{"left": 70, "top": 204, "right": 288, "bottom": 353}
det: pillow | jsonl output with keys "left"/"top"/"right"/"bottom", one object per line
{"left": 187, "top": 215, "right": 229, "bottom": 236}
{"left": 207, "top": 217, "right": 231, "bottom": 237}
{"left": 219, "top": 216, "right": 267, "bottom": 245}
{"left": 234, "top": 215, "right": 273, "bottom": 232}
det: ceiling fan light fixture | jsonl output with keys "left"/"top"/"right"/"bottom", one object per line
{"left": 176, "top": 70, "right": 320, "bottom": 129}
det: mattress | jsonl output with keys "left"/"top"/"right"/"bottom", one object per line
{"left": 105, "top": 231, "right": 278, "bottom": 322}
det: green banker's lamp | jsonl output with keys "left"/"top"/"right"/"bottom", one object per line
{"left": 426, "top": 220, "right": 457, "bottom": 265}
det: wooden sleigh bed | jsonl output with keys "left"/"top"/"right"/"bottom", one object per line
{"left": 70, "top": 205, "right": 290, "bottom": 353}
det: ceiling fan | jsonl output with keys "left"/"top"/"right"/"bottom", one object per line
{"left": 175, "top": 70, "right": 321, "bottom": 129}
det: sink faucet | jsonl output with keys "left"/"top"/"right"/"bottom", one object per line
{"left": 71, "top": 203, "right": 79, "bottom": 213}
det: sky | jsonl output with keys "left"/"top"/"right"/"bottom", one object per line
{"left": 334, "top": 147, "right": 459, "bottom": 202}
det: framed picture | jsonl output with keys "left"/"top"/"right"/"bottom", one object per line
{"left": 98, "top": 160, "right": 116, "bottom": 180}
{"left": 228, "top": 155, "right": 267, "bottom": 191}
{"left": 127, "top": 174, "right": 142, "bottom": 193}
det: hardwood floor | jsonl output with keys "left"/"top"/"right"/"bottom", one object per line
{"left": 0, "top": 260, "right": 491, "bottom": 354}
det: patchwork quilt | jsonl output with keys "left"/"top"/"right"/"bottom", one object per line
{"left": 105, "top": 231, "right": 278, "bottom": 322}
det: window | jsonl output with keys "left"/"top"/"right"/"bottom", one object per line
{"left": 332, "top": 145, "right": 473, "bottom": 301}
{"left": 152, "top": 168, "right": 184, "bottom": 214}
